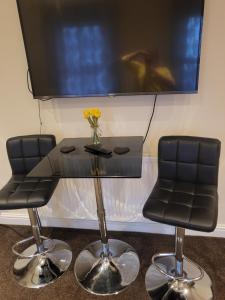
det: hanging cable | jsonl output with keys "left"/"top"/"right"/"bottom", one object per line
{"left": 143, "top": 94, "right": 158, "bottom": 144}
{"left": 26, "top": 69, "right": 45, "bottom": 134}
{"left": 38, "top": 100, "right": 43, "bottom": 134}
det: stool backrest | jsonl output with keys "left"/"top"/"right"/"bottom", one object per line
{"left": 158, "top": 136, "right": 221, "bottom": 185}
{"left": 6, "top": 135, "right": 56, "bottom": 175}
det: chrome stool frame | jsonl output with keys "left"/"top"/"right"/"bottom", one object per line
{"left": 146, "top": 227, "right": 213, "bottom": 300}
{"left": 74, "top": 176, "right": 140, "bottom": 296}
{"left": 13, "top": 208, "right": 72, "bottom": 288}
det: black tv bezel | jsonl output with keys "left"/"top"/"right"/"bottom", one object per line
{"left": 16, "top": 0, "right": 205, "bottom": 100}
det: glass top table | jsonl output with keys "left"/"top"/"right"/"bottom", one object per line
{"left": 28, "top": 136, "right": 143, "bottom": 179}
{"left": 28, "top": 136, "right": 143, "bottom": 296}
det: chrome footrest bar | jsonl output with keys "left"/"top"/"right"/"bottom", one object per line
{"left": 182, "top": 255, "right": 204, "bottom": 283}
{"left": 12, "top": 236, "right": 55, "bottom": 259}
{"left": 152, "top": 252, "right": 204, "bottom": 283}
{"left": 152, "top": 252, "right": 177, "bottom": 280}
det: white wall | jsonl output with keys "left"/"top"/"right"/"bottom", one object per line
{"left": 0, "top": 0, "right": 225, "bottom": 236}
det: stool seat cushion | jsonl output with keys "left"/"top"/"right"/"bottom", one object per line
{"left": 143, "top": 179, "right": 218, "bottom": 232}
{"left": 0, "top": 175, "right": 59, "bottom": 210}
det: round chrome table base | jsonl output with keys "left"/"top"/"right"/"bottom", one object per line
{"left": 74, "top": 239, "right": 140, "bottom": 296}
{"left": 13, "top": 239, "right": 72, "bottom": 288}
{"left": 145, "top": 256, "right": 213, "bottom": 300}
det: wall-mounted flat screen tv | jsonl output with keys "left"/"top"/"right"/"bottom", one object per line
{"left": 17, "top": 0, "right": 205, "bottom": 99}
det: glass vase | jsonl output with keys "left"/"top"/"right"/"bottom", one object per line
{"left": 92, "top": 126, "right": 101, "bottom": 145}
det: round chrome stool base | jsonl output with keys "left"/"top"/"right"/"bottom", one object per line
{"left": 74, "top": 239, "right": 140, "bottom": 296}
{"left": 13, "top": 239, "right": 72, "bottom": 288}
{"left": 145, "top": 256, "right": 213, "bottom": 300}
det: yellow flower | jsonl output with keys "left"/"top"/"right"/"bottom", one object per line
{"left": 93, "top": 108, "right": 101, "bottom": 118}
{"left": 83, "top": 107, "right": 101, "bottom": 120}
{"left": 89, "top": 108, "right": 95, "bottom": 116}
{"left": 83, "top": 109, "right": 90, "bottom": 119}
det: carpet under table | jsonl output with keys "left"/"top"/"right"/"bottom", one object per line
{"left": 0, "top": 226, "right": 224, "bottom": 300}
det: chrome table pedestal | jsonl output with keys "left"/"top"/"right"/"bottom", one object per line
{"left": 74, "top": 177, "right": 140, "bottom": 296}
{"left": 13, "top": 208, "right": 72, "bottom": 288}
{"left": 145, "top": 228, "right": 213, "bottom": 300}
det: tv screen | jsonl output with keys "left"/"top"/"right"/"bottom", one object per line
{"left": 17, "top": 0, "right": 205, "bottom": 98}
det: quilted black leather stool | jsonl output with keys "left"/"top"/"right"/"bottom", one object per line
{"left": 143, "top": 136, "right": 221, "bottom": 300}
{"left": 0, "top": 135, "right": 72, "bottom": 288}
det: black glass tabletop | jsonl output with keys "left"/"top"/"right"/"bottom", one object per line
{"left": 28, "top": 136, "right": 143, "bottom": 178}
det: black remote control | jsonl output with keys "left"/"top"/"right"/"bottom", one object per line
{"left": 84, "top": 144, "right": 112, "bottom": 155}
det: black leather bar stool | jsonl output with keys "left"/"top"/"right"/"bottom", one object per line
{"left": 0, "top": 135, "right": 72, "bottom": 288}
{"left": 143, "top": 136, "right": 221, "bottom": 300}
